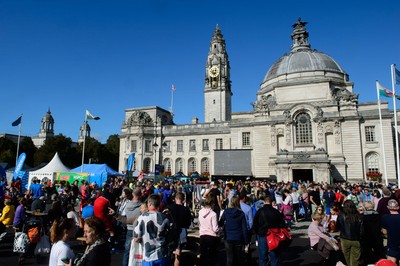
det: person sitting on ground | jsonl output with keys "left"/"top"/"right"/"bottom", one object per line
{"left": 314, "top": 205, "right": 329, "bottom": 231}
{"left": 308, "top": 212, "right": 342, "bottom": 265}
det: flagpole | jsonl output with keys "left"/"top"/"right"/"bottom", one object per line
{"left": 391, "top": 64, "right": 400, "bottom": 186}
{"left": 81, "top": 111, "right": 87, "bottom": 172}
{"left": 377, "top": 81, "right": 388, "bottom": 186}
{"left": 170, "top": 85, "right": 175, "bottom": 117}
{"left": 15, "top": 114, "right": 22, "bottom": 166}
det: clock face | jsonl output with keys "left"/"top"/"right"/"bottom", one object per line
{"left": 209, "top": 66, "right": 220, "bottom": 78}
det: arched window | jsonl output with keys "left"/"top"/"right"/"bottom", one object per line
{"left": 143, "top": 158, "right": 151, "bottom": 172}
{"left": 201, "top": 158, "right": 210, "bottom": 174}
{"left": 175, "top": 158, "right": 184, "bottom": 173}
{"left": 188, "top": 158, "right": 197, "bottom": 174}
{"left": 295, "top": 112, "right": 313, "bottom": 145}
{"left": 366, "top": 152, "right": 379, "bottom": 173}
{"left": 163, "top": 158, "right": 172, "bottom": 173}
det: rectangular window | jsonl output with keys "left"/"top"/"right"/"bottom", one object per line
{"left": 131, "top": 140, "right": 137, "bottom": 152}
{"left": 242, "top": 132, "right": 251, "bottom": 146}
{"left": 365, "top": 126, "right": 375, "bottom": 142}
{"left": 202, "top": 139, "right": 209, "bottom": 151}
{"left": 189, "top": 139, "right": 196, "bottom": 151}
{"left": 144, "top": 140, "right": 152, "bottom": 152}
{"left": 163, "top": 141, "right": 171, "bottom": 152}
{"left": 216, "top": 138, "right": 223, "bottom": 150}
{"left": 177, "top": 140, "right": 183, "bottom": 152}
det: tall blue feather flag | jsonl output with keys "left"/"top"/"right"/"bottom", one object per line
{"left": 12, "top": 116, "right": 22, "bottom": 127}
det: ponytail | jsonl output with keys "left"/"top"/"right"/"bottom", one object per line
{"left": 50, "top": 218, "right": 74, "bottom": 243}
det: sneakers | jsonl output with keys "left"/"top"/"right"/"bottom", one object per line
{"left": 0, "top": 232, "right": 7, "bottom": 241}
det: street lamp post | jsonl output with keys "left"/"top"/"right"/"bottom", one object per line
{"left": 152, "top": 142, "right": 159, "bottom": 174}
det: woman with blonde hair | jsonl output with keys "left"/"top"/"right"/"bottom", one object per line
{"left": 199, "top": 193, "right": 220, "bottom": 266}
{"left": 49, "top": 218, "right": 76, "bottom": 266}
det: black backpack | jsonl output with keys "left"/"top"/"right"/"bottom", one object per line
{"left": 164, "top": 210, "right": 181, "bottom": 251}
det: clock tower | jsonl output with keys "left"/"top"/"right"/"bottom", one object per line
{"left": 204, "top": 25, "right": 232, "bottom": 123}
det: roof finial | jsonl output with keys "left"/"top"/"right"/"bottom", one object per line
{"left": 291, "top": 17, "right": 310, "bottom": 52}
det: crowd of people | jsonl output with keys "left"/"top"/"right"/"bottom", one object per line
{"left": 0, "top": 175, "right": 399, "bottom": 266}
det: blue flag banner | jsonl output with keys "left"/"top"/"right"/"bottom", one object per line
{"left": 127, "top": 153, "right": 135, "bottom": 171}
{"left": 396, "top": 67, "right": 400, "bottom": 85}
{"left": 14, "top": 152, "right": 26, "bottom": 179}
{"left": 12, "top": 116, "right": 22, "bottom": 127}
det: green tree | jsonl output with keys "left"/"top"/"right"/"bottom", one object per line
{"left": 34, "top": 134, "right": 79, "bottom": 168}
{"left": 0, "top": 137, "right": 16, "bottom": 166}
{"left": 103, "top": 134, "right": 120, "bottom": 170}
{"left": 78, "top": 137, "right": 103, "bottom": 165}
{"left": 19, "top": 137, "right": 37, "bottom": 167}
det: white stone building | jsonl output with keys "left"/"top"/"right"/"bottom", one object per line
{"left": 119, "top": 19, "right": 397, "bottom": 183}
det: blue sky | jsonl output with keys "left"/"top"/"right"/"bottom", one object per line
{"left": 0, "top": 0, "right": 399, "bottom": 143}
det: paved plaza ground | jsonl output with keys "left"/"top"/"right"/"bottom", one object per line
{"left": 0, "top": 219, "right": 327, "bottom": 266}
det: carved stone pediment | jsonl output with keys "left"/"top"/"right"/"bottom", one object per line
{"left": 252, "top": 95, "right": 277, "bottom": 115}
{"left": 126, "top": 111, "right": 153, "bottom": 127}
{"left": 332, "top": 88, "right": 359, "bottom": 104}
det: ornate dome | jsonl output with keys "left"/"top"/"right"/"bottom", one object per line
{"left": 42, "top": 108, "right": 54, "bottom": 123}
{"left": 262, "top": 18, "right": 347, "bottom": 84}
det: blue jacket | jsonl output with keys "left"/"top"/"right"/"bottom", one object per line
{"left": 219, "top": 208, "right": 249, "bottom": 243}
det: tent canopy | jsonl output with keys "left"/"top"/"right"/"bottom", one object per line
{"left": 28, "top": 152, "right": 70, "bottom": 186}
{"left": 70, "top": 164, "right": 124, "bottom": 186}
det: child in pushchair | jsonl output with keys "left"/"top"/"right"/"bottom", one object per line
{"left": 18, "top": 217, "right": 44, "bottom": 264}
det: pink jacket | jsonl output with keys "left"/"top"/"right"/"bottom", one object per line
{"left": 308, "top": 221, "right": 331, "bottom": 247}
{"left": 199, "top": 207, "right": 219, "bottom": 237}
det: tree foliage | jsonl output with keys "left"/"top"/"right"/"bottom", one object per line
{"left": 19, "top": 137, "right": 37, "bottom": 167}
{"left": 1, "top": 134, "right": 120, "bottom": 171}
{"left": 34, "top": 134, "right": 79, "bottom": 168}
{"left": 0, "top": 137, "right": 16, "bottom": 165}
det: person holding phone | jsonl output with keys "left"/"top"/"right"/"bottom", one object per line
{"left": 49, "top": 218, "right": 76, "bottom": 266}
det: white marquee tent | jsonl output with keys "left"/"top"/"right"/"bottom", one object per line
{"left": 28, "top": 152, "right": 70, "bottom": 187}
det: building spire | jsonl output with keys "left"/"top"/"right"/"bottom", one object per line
{"left": 211, "top": 24, "right": 225, "bottom": 45}
{"left": 291, "top": 17, "right": 311, "bottom": 52}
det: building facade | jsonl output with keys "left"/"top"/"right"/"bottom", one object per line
{"left": 119, "top": 19, "right": 397, "bottom": 183}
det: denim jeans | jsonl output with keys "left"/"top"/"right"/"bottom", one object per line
{"left": 257, "top": 235, "right": 280, "bottom": 266}
{"left": 224, "top": 240, "right": 244, "bottom": 266}
{"left": 122, "top": 229, "right": 133, "bottom": 266}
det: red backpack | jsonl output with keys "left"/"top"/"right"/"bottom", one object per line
{"left": 28, "top": 227, "right": 40, "bottom": 244}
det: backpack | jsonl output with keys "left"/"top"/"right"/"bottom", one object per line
{"left": 251, "top": 203, "right": 258, "bottom": 217}
{"left": 28, "top": 227, "right": 40, "bottom": 244}
{"left": 164, "top": 211, "right": 180, "bottom": 251}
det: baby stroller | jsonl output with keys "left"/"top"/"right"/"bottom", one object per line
{"left": 18, "top": 217, "right": 45, "bottom": 264}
